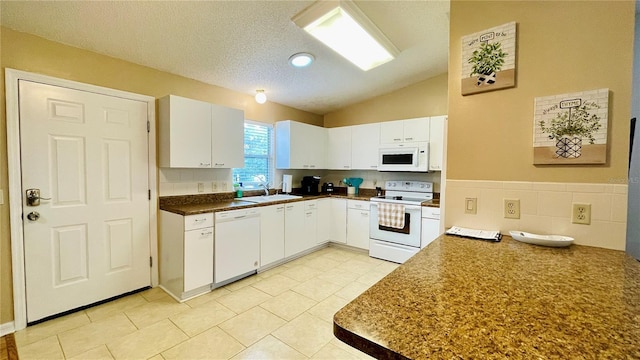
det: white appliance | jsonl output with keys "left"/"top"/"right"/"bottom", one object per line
{"left": 214, "top": 208, "right": 260, "bottom": 286}
{"left": 369, "top": 180, "right": 433, "bottom": 263}
{"left": 282, "top": 174, "right": 293, "bottom": 193}
{"left": 378, "top": 142, "right": 428, "bottom": 172}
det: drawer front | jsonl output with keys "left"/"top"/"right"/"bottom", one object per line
{"left": 304, "top": 200, "right": 318, "bottom": 211}
{"left": 347, "top": 199, "right": 369, "bottom": 210}
{"left": 184, "top": 213, "right": 214, "bottom": 231}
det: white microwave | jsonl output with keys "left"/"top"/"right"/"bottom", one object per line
{"left": 378, "top": 142, "right": 429, "bottom": 172}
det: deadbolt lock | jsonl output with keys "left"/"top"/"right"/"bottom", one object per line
{"left": 26, "top": 211, "right": 40, "bottom": 221}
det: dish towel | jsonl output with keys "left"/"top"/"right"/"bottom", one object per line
{"left": 378, "top": 203, "right": 405, "bottom": 229}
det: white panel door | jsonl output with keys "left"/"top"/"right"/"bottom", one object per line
{"left": 19, "top": 80, "right": 150, "bottom": 322}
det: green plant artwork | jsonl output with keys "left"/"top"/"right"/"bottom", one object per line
{"left": 468, "top": 42, "right": 507, "bottom": 77}
{"left": 533, "top": 89, "right": 608, "bottom": 164}
{"left": 461, "top": 22, "right": 516, "bottom": 95}
{"left": 539, "top": 102, "right": 601, "bottom": 144}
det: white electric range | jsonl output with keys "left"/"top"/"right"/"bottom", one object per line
{"left": 369, "top": 180, "right": 433, "bottom": 263}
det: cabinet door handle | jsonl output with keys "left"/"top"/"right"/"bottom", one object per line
{"left": 200, "top": 230, "right": 213, "bottom": 236}
{"left": 405, "top": 137, "right": 413, "bottom": 141}
{"left": 200, "top": 162, "right": 211, "bottom": 167}
{"left": 214, "top": 163, "right": 225, "bottom": 166}
{"left": 361, "top": 212, "right": 369, "bottom": 216}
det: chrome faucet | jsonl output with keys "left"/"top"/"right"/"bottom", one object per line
{"left": 260, "top": 182, "right": 269, "bottom": 196}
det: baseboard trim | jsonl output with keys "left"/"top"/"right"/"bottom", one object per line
{"left": 0, "top": 321, "right": 15, "bottom": 336}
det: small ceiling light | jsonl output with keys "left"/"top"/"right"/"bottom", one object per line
{"left": 289, "top": 52, "right": 315, "bottom": 68}
{"left": 255, "top": 90, "right": 267, "bottom": 104}
{"left": 292, "top": 0, "right": 399, "bottom": 71}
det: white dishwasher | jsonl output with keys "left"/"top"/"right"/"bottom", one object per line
{"left": 214, "top": 208, "right": 260, "bottom": 286}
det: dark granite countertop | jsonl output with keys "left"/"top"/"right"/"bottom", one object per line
{"left": 159, "top": 191, "right": 375, "bottom": 216}
{"left": 333, "top": 235, "right": 640, "bottom": 359}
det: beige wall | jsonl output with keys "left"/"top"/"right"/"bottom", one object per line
{"left": 445, "top": 1, "right": 634, "bottom": 250}
{"left": 447, "top": 1, "right": 634, "bottom": 183}
{"left": 323, "top": 72, "right": 448, "bottom": 127}
{"left": 0, "top": 27, "right": 323, "bottom": 324}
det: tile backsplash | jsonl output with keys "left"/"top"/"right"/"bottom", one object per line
{"left": 445, "top": 180, "right": 628, "bottom": 250}
{"left": 158, "top": 168, "right": 442, "bottom": 196}
{"left": 159, "top": 168, "right": 234, "bottom": 196}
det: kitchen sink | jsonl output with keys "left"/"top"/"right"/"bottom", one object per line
{"left": 239, "top": 194, "right": 302, "bottom": 203}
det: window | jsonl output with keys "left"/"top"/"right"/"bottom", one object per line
{"left": 232, "top": 121, "right": 274, "bottom": 188}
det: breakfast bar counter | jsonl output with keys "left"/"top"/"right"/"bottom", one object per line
{"left": 333, "top": 235, "right": 640, "bottom": 359}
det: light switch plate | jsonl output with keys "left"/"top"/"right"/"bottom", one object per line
{"left": 465, "top": 198, "right": 477, "bottom": 214}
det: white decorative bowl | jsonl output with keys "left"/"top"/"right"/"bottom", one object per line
{"left": 509, "top": 231, "right": 574, "bottom": 248}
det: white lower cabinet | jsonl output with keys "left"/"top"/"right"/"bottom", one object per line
{"left": 214, "top": 209, "right": 260, "bottom": 285}
{"left": 317, "top": 198, "right": 331, "bottom": 244}
{"left": 159, "top": 211, "right": 214, "bottom": 301}
{"left": 260, "top": 204, "right": 285, "bottom": 268}
{"left": 330, "top": 198, "right": 347, "bottom": 243}
{"left": 284, "top": 202, "right": 306, "bottom": 257}
{"left": 347, "top": 200, "right": 370, "bottom": 250}
{"left": 304, "top": 200, "right": 318, "bottom": 249}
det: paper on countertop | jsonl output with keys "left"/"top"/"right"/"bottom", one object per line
{"left": 446, "top": 226, "right": 502, "bottom": 242}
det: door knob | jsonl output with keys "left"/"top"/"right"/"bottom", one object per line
{"left": 26, "top": 211, "right": 40, "bottom": 221}
{"left": 26, "top": 188, "right": 51, "bottom": 206}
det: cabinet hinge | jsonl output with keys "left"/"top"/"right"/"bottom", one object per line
{"left": 147, "top": 120, "right": 150, "bottom": 133}
{"left": 150, "top": 256, "right": 153, "bottom": 267}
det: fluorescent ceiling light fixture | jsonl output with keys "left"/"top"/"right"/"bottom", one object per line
{"left": 255, "top": 90, "right": 267, "bottom": 104}
{"left": 289, "top": 52, "right": 315, "bottom": 68}
{"left": 292, "top": 0, "right": 399, "bottom": 71}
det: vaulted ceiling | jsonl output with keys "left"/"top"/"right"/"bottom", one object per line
{"left": 0, "top": 1, "right": 450, "bottom": 114}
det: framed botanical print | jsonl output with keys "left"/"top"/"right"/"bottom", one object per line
{"left": 461, "top": 22, "right": 516, "bottom": 95}
{"left": 533, "top": 89, "right": 609, "bottom": 165}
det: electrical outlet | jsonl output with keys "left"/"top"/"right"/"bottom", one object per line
{"left": 504, "top": 199, "right": 520, "bottom": 219}
{"left": 221, "top": 182, "right": 228, "bottom": 191}
{"left": 197, "top": 183, "right": 205, "bottom": 192}
{"left": 211, "top": 182, "right": 218, "bottom": 192}
{"left": 572, "top": 203, "right": 591, "bottom": 225}
{"left": 464, "top": 198, "right": 477, "bottom": 214}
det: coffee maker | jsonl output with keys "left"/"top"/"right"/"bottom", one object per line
{"left": 301, "top": 176, "right": 320, "bottom": 195}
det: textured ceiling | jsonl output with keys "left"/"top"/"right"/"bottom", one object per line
{"left": 0, "top": 0, "right": 450, "bottom": 115}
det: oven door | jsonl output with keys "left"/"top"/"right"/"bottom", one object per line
{"left": 369, "top": 202, "right": 422, "bottom": 247}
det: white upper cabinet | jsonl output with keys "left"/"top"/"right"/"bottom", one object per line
{"left": 327, "top": 126, "right": 352, "bottom": 170}
{"left": 211, "top": 104, "right": 244, "bottom": 168}
{"left": 403, "top": 117, "right": 430, "bottom": 142}
{"left": 351, "top": 123, "right": 380, "bottom": 170}
{"left": 159, "top": 95, "right": 212, "bottom": 168}
{"left": 276, "top": 120, "right": 327, "bottom": 169}
{"left": 428, "top": 115, "right": 446, "bottom": 171}
{"left": 380, "top": 117, "right": 430, "bottom": 144}
{"left": 379, "top": 120, "right": 404, "bottom": 144}
{"left": 159, "top": 95, "right": 244, "bottom": 168}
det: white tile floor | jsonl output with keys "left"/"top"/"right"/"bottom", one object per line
{"left": 14, "top": 245, "right": 398, "bottom": 359}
